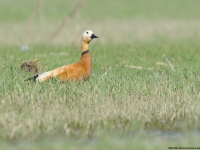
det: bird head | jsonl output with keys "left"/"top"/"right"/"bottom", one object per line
{"left": 81, "top": 30, "right": 98, "bottom": 43}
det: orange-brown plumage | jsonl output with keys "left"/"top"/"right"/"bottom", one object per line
{"left": 27, "top": 30, "right": 98, "bottom": 83}
{"left": 57, "top": 52, "right": 92, "bottom": 82}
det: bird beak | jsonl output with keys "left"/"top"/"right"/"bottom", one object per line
{"left": 90, "top": 34, "right": 98, "bottom": 39}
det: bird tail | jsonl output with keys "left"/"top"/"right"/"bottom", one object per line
{"left": 24, "top": 74, "right": 39, "bottom": 82}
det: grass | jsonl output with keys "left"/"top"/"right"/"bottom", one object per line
{"left": 1, "top": 41, "right": 200, "bottom": 149}
{"left": 1, "top": 0, "right": 200, "bottom": 149}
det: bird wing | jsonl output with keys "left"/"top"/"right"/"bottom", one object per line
{"left": 36, "top": 66, "right": 68, "bottom": 83}
{"left": 36, "top": 64, "right": 85, "bottom": 83}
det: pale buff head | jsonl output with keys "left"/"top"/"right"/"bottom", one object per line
{"left": 81, "top": 30, "right": 98, "bottom": 43}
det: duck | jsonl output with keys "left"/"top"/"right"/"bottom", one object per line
{"left": 25, "top": 30, "right": 98, "bottom": 83}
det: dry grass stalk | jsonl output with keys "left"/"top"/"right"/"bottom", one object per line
{"left": 47, "top": 0, "right": 90, "bottom": 43}
{"left": 25, "top": 0, "right": 42, "bottom": 45}
{"left": 162, "top": 55, "right": 175, "bottom": 71}
{"left": 102, "top": 67, "right": 111, "bottom": 77}
{"left": 125, "top": 65, "right": 154, "bottom": 70}
{"left": 19, "top": 58, "right": 40, "bottom": 74}
{"left": 156, "top": 62, "right": 167, "bottom": 66}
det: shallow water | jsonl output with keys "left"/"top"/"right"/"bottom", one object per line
{"left": 1, "top": 131, "right": 200, "bottom": 150}
{"left": 146, "top": 130, "right": 183, "bottom": 139}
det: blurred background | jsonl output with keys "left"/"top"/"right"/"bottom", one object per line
{"left": 0, "top": 0, "right": 200, "bottom": 46}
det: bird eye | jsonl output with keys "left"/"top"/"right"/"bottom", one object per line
{"left": 86, "top": 32, "right": 88, "bottom": 34}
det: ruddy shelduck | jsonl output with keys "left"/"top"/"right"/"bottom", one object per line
{"left": 26, "top": 30, "right": 98, "bottom": 83}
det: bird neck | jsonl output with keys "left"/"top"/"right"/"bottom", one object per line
{"left": 81, "top": 40, "right": 89, "bottom": 53}
{"left": 82, "top": 50, "right": 89, "bottom": 56}
{"left": 79, "top": 40, "right": 92, "bottom": 79}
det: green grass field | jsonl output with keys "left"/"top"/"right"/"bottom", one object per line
{"left": 1, "top": 0, "right": 200, "bottom": 149}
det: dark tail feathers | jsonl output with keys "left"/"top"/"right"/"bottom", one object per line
{"left": 25, "top": 74, "right": 39, "bottom": 82}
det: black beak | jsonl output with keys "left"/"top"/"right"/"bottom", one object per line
{"left": 90, "top": 34, "right": 98, "bottom": 39}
